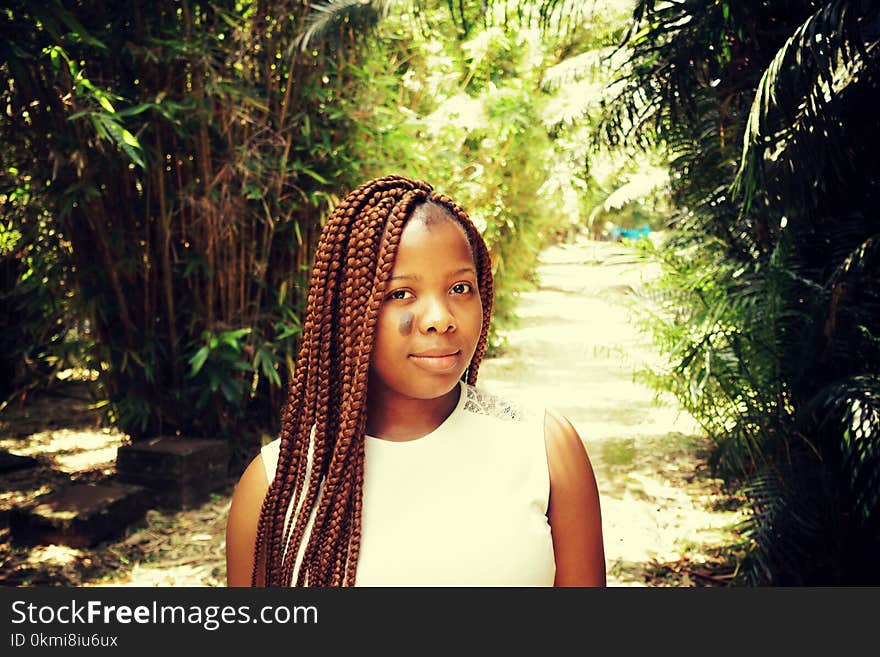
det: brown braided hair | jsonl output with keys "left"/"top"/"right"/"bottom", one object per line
{"left": 252, "top": 175, "right": 494, "bottom": 586}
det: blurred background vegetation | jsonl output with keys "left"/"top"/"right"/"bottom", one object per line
{"left": 1, "top": 0, "right": 878, "bottom": 585}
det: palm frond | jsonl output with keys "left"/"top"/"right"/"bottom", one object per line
{"left": 733, "top": 1, "right": 880, "bottom": 216}
{"left": 614, "top": 0, "right": 880, "bottom": 583}
{"left": 293, "top": 0, "right": 394, "bottom": 53}
{"left": 805, "top": 376, "right": 880, "bottom": 516}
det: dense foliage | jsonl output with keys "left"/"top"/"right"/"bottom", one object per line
{"left": 11, "top": 0, "right": 877, "bottom": 586}
{"left": 609, "top": 0, "right": 880, "bottom": 584}
{"left": 1, "top": 2, "right": 380, "bottom": 459}
{"left": 1, "top": 1, "right": 629, "bottom": 458}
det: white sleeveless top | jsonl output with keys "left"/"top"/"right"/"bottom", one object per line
{"left": 260, "top": 380, "right": 556, "bottom": 586}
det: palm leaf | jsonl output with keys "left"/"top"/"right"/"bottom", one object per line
{"left": 733, "top": 1, "right": 880, "bottom": 216}
{"left": 292, "top": 0, "right": 392, "bottom": 53}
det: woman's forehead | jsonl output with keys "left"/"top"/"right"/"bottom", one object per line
{"left": 409, "top": 201, "right": 455, "bottom": 226}
{"left": 392, "top": 213, "right": 476, "bottom": 274}
{"left": 406, "top": 202, "right": 474, "bottom": 254}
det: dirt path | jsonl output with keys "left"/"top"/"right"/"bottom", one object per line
{"left": 477, "top": 236, "right": 742, "bottom": 586}
{"left": 0, "top": 237, "right": 741, "bottom": 587}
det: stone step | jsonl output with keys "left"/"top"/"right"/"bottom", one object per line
{"left": 116, "top": 437, "right": 229, "bottom": 510}
{"left": 9, "top": 481, "right": 150, "bottom": 548}
{"left": 0, "top": 450, "right": 39, "bottom": 474}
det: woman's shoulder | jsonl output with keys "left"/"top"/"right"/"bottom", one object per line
{"left": 542, "top": 408, "right": 585, "bottom": 458}
{"left": 226, "top": 448, "right": 272, "bottom": 586}
{"left": 461, "top": 382, "right": 587, "bottom": 448}
{"left": 540, "top": 407, "right": 606, "bottom": 586}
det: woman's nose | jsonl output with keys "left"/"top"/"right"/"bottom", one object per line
{"left": 419, "top": 295, "right": 456, "bottom": 334}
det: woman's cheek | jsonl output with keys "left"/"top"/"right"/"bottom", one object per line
{"left": 398, "top": 311, "right": 414, "bottom": 336}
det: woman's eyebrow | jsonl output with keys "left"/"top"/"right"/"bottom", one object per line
{"left": 389, "top": 267, "right": 476, "bottom": 282}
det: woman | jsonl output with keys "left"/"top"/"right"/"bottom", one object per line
{"left": 226, "top": 175, "right": 605, "bottom": 586}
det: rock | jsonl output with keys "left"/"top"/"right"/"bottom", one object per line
{"left": 115, "top": 437, "right": 229, "bottom": 510}
{"left": 9, "top": 482, "right": 150, "bottom": 548}
{"left": 0, "top": 450, "right": 39, "bottom": 474}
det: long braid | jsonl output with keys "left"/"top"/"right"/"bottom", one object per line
{"left": 252, "top": 175, "right": 492, "bottom": 586}
{"left": 304, "top": 204, "right": 384, "bottom": 584}
{"left": 258, "top": 180, "right": 364, "bottom": 586}
{"left": 305, "top": 189, "right": 424, "bottom": 585}
{"left": 284, "top": 185, "right": 377, "bottom": 585}
{"left": 288, "top": 184, "right": 412, "bottom": 585}
{"left": 341, "top": 191, "right": 421, "bottom": 585}
{"left": 277, "top": 182, "right": 354, "bottom": 584}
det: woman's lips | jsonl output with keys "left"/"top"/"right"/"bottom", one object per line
{"left": 408, "top": 350, "right": 462, "bottom": 373}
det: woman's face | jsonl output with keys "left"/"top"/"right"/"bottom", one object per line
{"left": 368, "top": 204, "right": 483, "bottom": 404}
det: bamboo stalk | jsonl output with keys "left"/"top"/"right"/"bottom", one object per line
{"left": 199, "top": 130, "right": 215, "bottom": 325}
{"left": 144, "top": 176, "right": 152, "bottom": 325}
{"left": 85, "top": 199, "right": 137, "bottom": 346}
{"left": 240, "top": 205, "right": 247, "bottom": 325}
{"left": 275, "top": 10, "right": 308, "bottom": 203}
{"left": 154, "top": 131, "right": 181, "bottom": 390}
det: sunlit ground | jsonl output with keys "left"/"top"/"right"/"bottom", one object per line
{"left": 0, "top": 419, "right": 124, "bottom": 515}
{"left": 79, "top": 505, "right": 228, "bottom": 588}
{"left": 0, "top": 428, "right": 123, "bottom": 474}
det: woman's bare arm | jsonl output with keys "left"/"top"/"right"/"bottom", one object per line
{"left": 544, "top": 409, "right": 606, "bottom": 586}
{"left": 225, "top": 454, "right": 270, "bottom": 586}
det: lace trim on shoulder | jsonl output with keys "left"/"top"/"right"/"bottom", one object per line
{"left": 462, "top": 383, "right": 526, "bottom": 422}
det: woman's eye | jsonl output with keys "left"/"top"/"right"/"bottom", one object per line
{"left": 451, "top": 282, "right": 474, "bottom": 295}
{"left": 387, "top": 289, "right": 412, "bottom": 301}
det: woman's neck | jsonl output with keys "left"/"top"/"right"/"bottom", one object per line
{"left": 365, "top": 382, "right": 461, "bottom": 442}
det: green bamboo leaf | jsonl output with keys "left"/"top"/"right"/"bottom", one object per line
{"left": 120, "top": 127, "right": 140, "bottom": 148}
{"left": 298, "top": 165, "right": 329, "bottom": 185}
{"left": 47, "top": 46, "right": 61, "bottom": 70}
{"left": 182, "top": 255, "right": 207, "bottom": 278}
{"left": 127, "top": 350, "right": 145, "bottom": 368}
{"left": 98, "top": 95, "right": 115, "bottom": 113}
{"left": 88, "top": 114, "right": 109, "bottom": 140}
{"left": 189, "top": 346, "right": 210, "bottom": 376}
{"left": 95, "top": 114, "right": 145, "bottom": 168}
{"left": 275, "top": 322, "right": 302, "bottom": 341}
{"left": 119, "top": 139, "right": 145, "bottom": 169}
{"left": 115, "top": 103, "right": 156, "bottom": 117}
{"left": 257, "top": 348, "right": 282, "bottom": 387}
{"left": 219, "top": 378, "right": 242, "bottom": 403}
{"left": 220, "top": 328, "right": 252, "bottom": 347}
